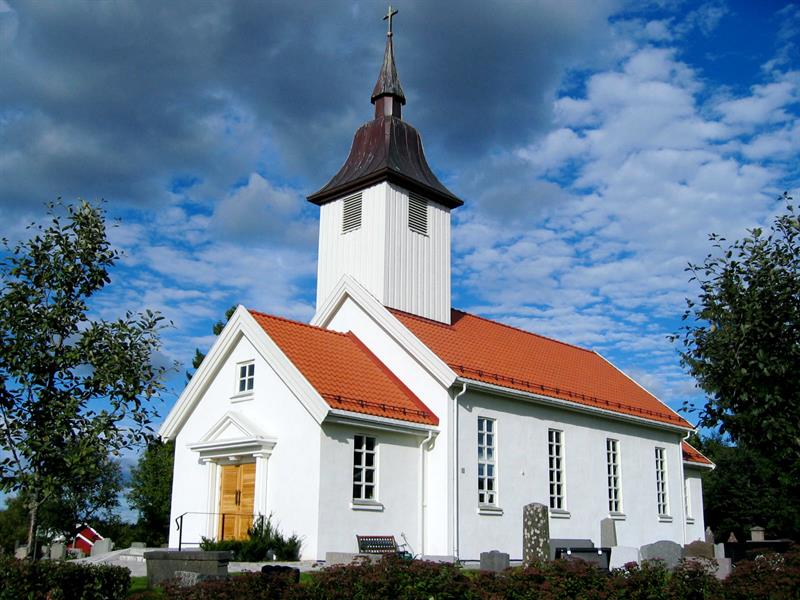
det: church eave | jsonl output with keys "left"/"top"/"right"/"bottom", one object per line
{"left": 307, "top": 166, "right": 464, "bottom": 209}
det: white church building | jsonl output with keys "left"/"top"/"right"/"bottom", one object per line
{"left": 161, "top": 18, "right": 713, "bottom": 561}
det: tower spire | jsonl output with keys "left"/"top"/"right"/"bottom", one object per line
{"left": 371, "top": 5, "right": 406, "bottom": 119}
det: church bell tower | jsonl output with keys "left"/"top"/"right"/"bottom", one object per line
{"left": 308, "top": 8, "right": 463, "bottom": 324}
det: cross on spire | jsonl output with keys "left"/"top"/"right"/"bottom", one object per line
{"left": 383, "top": 5, "right": 398, "bottom": 37}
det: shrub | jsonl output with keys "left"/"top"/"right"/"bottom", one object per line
{"left": 300, "top": 554, "right": 472, "bottom": 600}
{"left": 199, "top": 514, "right": 302, "bottom": 561}
{"left": 0, "top": 555, "right": 130, "bottom": 600}
{"left": 723, "top": 548, "right": 800, "bottom": 600}
{"left": 162, "top": 571, "right": 297, "bottom": 600}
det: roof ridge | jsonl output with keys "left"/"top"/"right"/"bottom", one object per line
{"left": 247, "top": 308, "right": 350, "bottom": 338}
{"left": 451, "top": 308, "right": 596, "bottom": 355}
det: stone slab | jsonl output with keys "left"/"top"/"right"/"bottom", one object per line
{"left": 50, "top": 542, "right": 66, "bottom": 561}
{"left": 600, "top": 518, "right": 617, "bottom": 547}
{"left": 144, "top": 550, "right": 232, "bottom": 588}
{"left": 549, "top": 539, "right": 594, "bottom": 561}
{"left": 522, "top": 502, "right": 549, "bottom": 565}
{"left": 640, "top": 540, "right": 683, "bottom": 570}
{"left": 14, "top": 546, "right": 28, "bottom": 559}
{"left": 713, "top": 543, "right": 725, "bottom": 560}
{"left": 684, "top": 540, "right": 714, "bottom": 559}
{"left": 173, "top": 571, "right": 221, "bottom": 587}
{"left": 91, "top": 538, "right": 114, "bottom": 556}
{"left": 131, "top": 542, "right": 147, "bottom": 549}
{"left": 480, "top": 550, "right": 510, "bottom": 572}
{"left": 714, "top": 557, "right": 732, "bottom": 580}
{"left": 609, "top": 545, "right": 640, "bottom": 569}
{"left": 555, "top": 547, "right": 611, "bottom": 571}
{"left": 324, "top": 552, "right": 375, "bottom": 565}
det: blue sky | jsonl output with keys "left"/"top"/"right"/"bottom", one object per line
{"left": 1, "top": 0, "right": 798, "bottom": 439}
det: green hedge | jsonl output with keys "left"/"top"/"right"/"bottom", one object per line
{"left": 161, "top": 548, "right": 800, "bottom": 600}
{"left": 0, "top": 555, "right": 130, "bottom": 600}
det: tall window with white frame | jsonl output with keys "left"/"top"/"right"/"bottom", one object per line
{"left": 477, "top": 417, "right": 496, "bottom": 506}
{"left": 655, "top": 447, "right": 669, "bottom": 516}
{"left": 684, "top": 478, "right": 692, "bottom": 521}
{"left": 237, "top": 362, "right": 254, "bottom": 393}
{"left": 548, "top": 429, "right": 565, "bottom": 510}
{"left": 353, "top": 435, "right": 377, "bottom": 501}
{"left": 606, "top": 438, "right": 622, "bottom": 513}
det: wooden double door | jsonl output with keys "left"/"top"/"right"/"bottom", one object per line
{"left": 218, "top": 462, "right": 256, "bottom": 540}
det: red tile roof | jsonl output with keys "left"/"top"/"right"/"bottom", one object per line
{"left": 682, "top": 441, "right": 713, "bottom": 465}
{"left": 250, "top": 310, "right": 438, "bottom": 426}
{"left": 391, "top": 308, "right": 692, "bottom": 428}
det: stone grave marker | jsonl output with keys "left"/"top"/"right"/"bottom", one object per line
{"left": 600, "top": 518, "right": 617, "bottom": 547}
{"left": 91, "top": 538, "right": 114, "bottom": 556}
{"left": 684, "top": 540, "right": 714, "bottom": 559}
{"left": 480, "top": 550, "right": 510, "bottom": 572}
{"left": 50, "top": 542, "right": 66, "bottom": 561}
{"left": 522, "top": 502, "right": 549, "bottom": 565}
{"left": 640, "top": 540, "right": 683, "bottom": 570}
{"left": 705, "top": 526, "right": 714, "bottom": 544}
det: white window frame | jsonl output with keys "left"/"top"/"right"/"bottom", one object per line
{"left": 477, "top": 417, "right": 497, "bottom": 507}
{"left": 352, "top": 434, "right": 377, "bottom": 503}
{"left": 655, "top": 447, "right": 669, "bottom": 517}
{"left": 235, "top": 361, "right": 254, "bottom": 395}
{"left": 548, "top": 429, "right": 566, "bottom": 511}
{"left": 606, "top": 438, "right": 623, "bottom": 515}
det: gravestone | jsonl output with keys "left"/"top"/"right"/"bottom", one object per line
{"left": 549, "top": 539, "right": 593, "bottom": 561}
{"left": 609, "top": 546, "right": 640, "bottom": 569}
{"left": 705, "top": 526, "right": 714, "bottom": 544}
{"left": 144, "top": 550, "right": 232, "bottom": 588}
{"left": 522, "top": 502, "right": 549, "bottom": 565}
{"left": 91, "top": 538, "right": 114, "bottom": 556}
{"left": 714, "top": 557, "right": 732, "bottom": 580}
{"left": 131, "top": 542, "right": 147, "bottom": 549}
{"left": 684, "top": 540, "right": 714, "bottom": 559}
{"left": 713, "top": 543, "right": 725, "bottom": 560}
{"left": 600, "top": 518, "right": 617, "bottom": 547}
{"left": 480, "top": 550, "right": 510, "bottom": 572}
{"left": 173, "top": 571, "right": 208, "bottom": 587}
{"left": 750, "top": 526, "right": 765, "bottom": 542}
{"left": 14, "top": 546, "right": 27, "bottom": 559}
{"left": 555, "top": 547, "right": 611, "bottom": 571}
{"left": 640, "top": 540, "right": 683, "bottom": 570}
{"left": 50, "top": 542, "right": 66, "bottom": 561}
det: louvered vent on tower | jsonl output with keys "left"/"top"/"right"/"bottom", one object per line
{"left": 342, "top": 192, "right": 362, "bottom": 233}
{"left": 408, "top": 193, "right": 428, "bottom": 235}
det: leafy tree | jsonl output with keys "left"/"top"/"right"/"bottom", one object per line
{"left": 127, "top": 438, "right": 174, "bottom": 546}
{"left": 0, "top": 495, "right": 30, "bottom": 555}
{"left": 692, "top": 434, "right": 800, "bottom": 541}
{"left": 36, "top": 451, "right": 122, "bottom": 539}
{"left": 676, "top": 193, "right": 800, "bottom": 471}
{"left": 0, "top": 201, "right": 168, "bottom": 557}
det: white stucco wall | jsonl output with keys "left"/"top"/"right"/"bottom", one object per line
{"left": 323, "top": 296, "right": 454, "bottom": 556}
{"left": 683, "top": 467, "right": 707, "bottom": 542}
{"left": 316, "top": 423, "right": 421, "bottom": 557}
{"left": 455, "top": 388, "right": 689, "bottom": 559}
{"left": 167, "top": 333, "right": 322, "bottom": 559}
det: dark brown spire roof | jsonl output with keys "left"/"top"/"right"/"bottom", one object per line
{"left": 307, "top": 18, "right": 463, "bottom": 209}
{"left": 371, "top": 34, "right": 405, "bottom": 106}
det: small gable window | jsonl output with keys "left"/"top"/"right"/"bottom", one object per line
{"left": 237, "top": 362, "right": 254, "bottom": 393}
{"left": 342, "top": 192, "right": 362, "bottom": 234}
{"left": 408, "top": 192, "right": 428, "bottom": 235}
{"left": 353, "top": 434, "right": 377, "bottom": 500}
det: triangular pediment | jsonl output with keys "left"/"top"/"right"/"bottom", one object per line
{"left": 200, "top": 411, "right": 264, "bottom": 443}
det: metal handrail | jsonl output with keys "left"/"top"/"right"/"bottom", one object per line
{"left": 174, "top": 511, "right": 261, "bottom": 551}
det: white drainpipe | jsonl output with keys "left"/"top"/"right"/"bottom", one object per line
{"left": 418, "top": 429, "right": 435, "bottom": 556}
{"left": 452, "top": 381, "right": 467, "bottom": 559}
